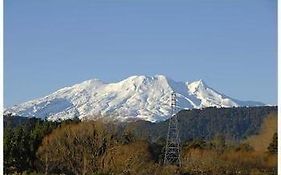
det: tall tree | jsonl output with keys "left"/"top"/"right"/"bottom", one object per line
{"left": 268, "top": 132, "right": 277, "bottom": 154}
{"left": 37, "top": 121, "right": 115, "bottom": 175}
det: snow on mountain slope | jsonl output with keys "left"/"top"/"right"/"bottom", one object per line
{"left": 4, "top": 75, "right": 264, "bottom": 122}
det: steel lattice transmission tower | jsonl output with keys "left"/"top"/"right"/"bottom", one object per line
{"left": 164, "top": 91, "right": 181, "bottom": 166}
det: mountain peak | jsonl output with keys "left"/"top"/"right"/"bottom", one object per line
{"left": 81, "top": 78, "right": 104, "bottom": 85}
{"left": 187, "top": 79, "right": 207, "bottom": 93}
{"left": 125, "top": 74, "right": 168, "bottom": 80}
{"left": 193, "top": 79, "right": 206, "bottom": 86}
{"left": 155, "top": 74, "right": 167, "bottom": 79}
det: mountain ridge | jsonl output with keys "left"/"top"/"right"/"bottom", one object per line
{"left": 5, "top": 75, "right": 265, "bottom": 122}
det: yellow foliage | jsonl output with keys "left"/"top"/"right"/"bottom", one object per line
{"left": 100, "top": 141, "right": 153, "bottom": 174}
{"left": 246, "top": 112, "right": 277, "bottom": 152}
{"left": 37, "top": 121, "right": 114, "bottom": 175}
{"left": 181, "top": 146, "right": 277, "bottom": 175}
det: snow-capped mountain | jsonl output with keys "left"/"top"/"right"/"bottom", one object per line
{"left": 5, "top": 75, "right": 264, "bottom": 122}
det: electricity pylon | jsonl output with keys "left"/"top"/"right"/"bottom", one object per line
{"left": 164, "top": 91, "right": 181, "bottom": 166}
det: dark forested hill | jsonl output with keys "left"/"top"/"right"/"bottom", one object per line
{"left": 123, "top": 106, "right": 277, "bottom": 142}
{"left": 4, "top": 106, "right": 277, "bottom": 143}
{"left": 4, "top": 114, "right": 31, "bottom": 128}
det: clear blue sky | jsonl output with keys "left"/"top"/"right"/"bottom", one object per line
{"left": 4, "top": 0, "right": 277, "bottom": 107}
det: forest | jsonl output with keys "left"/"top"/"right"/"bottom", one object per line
{"left": 4, "top": 106, "right": 277, "bottom": 175}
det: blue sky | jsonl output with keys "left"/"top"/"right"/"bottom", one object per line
{"left": 4, "top": 0, "right": 277, "bottom": 107}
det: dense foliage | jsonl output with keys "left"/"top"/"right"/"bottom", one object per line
{"left": 268, "top": 132, "right": 277, "bottom": 154}
{"left": 4, "top": 116, "right": 59, "bottom": 173}
{"left": 125, "top": 106, "right": 277, "bottom": 142}
{"left": 3, "top": 106, "right": 277, "bottom": 174}
{"left": 3, "top": 115, "right": 80, "bottom": 174}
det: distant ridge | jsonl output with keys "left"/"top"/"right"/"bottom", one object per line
{"left": 5, "top": 75, "right": 264, "bottom": 122}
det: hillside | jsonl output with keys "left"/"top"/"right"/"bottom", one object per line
{"left": 122, "top": 106, "right": 277, "bottom": 142}
{"left": 5, "top": 106, "right": 277, "bottom": 142}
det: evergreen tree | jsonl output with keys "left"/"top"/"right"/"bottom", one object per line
{"left": 268, "top": 132, "right": 277, "bottom": 154}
